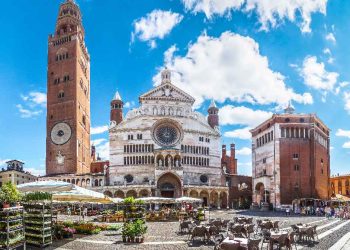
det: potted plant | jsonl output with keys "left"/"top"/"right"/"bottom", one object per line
{"left": 0, "top": 182, "right": 22, "bottom": 208}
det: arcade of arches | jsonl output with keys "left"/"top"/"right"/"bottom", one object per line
{"left": 101, "top": 172, "right": 229, "bottom": 208}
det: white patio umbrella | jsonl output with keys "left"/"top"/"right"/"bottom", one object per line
{"left": 52, "top": 185, "right": 112, "bottom": 204}
{"left": 17, "top": 180, "right": 75, "bottom": 193}
{"left": 175, "top": 196, "right": 202, "bottom": 203}
{"left": 111, "top": 198, "right": 124, "bottom": 204}
{"left": 136, "top": 197, "right": 175, "bottom": 204}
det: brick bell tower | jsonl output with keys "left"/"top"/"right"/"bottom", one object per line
{"left": 46, "top": 0, "right": 91, "bottom": 175}
{"left": 207, "top": 99, "right": 219, "bottom": 128}
{"left": 110, "top": 91, "right": 123, "bottom": 125}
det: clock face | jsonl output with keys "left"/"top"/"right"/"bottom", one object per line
{"left": 153, "top": 120, "right": 182, "bottom": 147}
{"left": 50, "top": 122, "right": 72, "bottom": 145}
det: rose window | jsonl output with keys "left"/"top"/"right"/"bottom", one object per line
{"left": 153, "top": 120, "right": 182, "bottom": 147}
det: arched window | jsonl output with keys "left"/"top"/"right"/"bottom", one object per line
{"left": 94, "top": 179, "right": 98, "bottom": 186}
{"left": 58, "top": 91, "right": 64, "bottom": 99}
{"left": 124, "top": 175, "right": 133, "bottom": 183}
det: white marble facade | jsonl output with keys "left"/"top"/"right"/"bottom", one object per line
{"left": 108, "top": 68, "right": 227, "bottom": 200}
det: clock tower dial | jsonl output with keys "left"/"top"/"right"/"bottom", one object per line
{"left": 50, "top": 122, "right": 72, "bottom": 145}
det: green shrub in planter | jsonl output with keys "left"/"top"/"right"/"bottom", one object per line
{"left": 23, "top": 192, "right": 52, "bottom": 202}
{"left": 0, "top": 182, "right": 22, "bottom": 206}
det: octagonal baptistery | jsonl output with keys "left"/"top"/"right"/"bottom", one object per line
{"left": 108, "top": 68, "right": 228, "bottom": 202}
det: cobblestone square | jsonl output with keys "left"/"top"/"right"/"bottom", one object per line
{"left": 30, "top": 210, "right": 350, "bottom": 250}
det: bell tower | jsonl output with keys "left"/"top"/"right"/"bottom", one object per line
{"left": 46, "top": 0, "right": 91, "bottom": 175}
{"left": 207, "top": 99, "right": 219, "bottom": 128}
{"left": 110, "top": 91, "right": 123, "bottom": 125}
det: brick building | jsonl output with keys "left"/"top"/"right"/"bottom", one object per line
{"left": 221, "top": 144, "right": 252, "bottom": 209}
{"left": 250, "top": 105, "right": 330, "bottom": 208}
{"left": 330, "top": 174, "right": 350, "bottom": 198}
{"left": 46, "top": 0, "right": 91, "bottom": 175}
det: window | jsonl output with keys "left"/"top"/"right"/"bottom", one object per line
{"left": 124, "top": 175, "right": 133, "bottom": 183}
{"left": 58, "top": 91, "right": 64, "bottom": 99}
{"left": 292, "top": 153, "right": 299, "bottom": 159}
{"left": 262, "top": 158, "right": 266, "bottom": 164}
{"left": 200, "top": 175, "right": 208, "bottom": 183}
{"left": 294, "top": 165, "right": 300, "bottom": 171}
{"left": 63, "top": 75, "right": 70, "bottom": 82}
{"left": 321, "top": 169, "right": 324, "bottom": 174}
{"left": 54, "top": 78, "right": 60, "bottom": 84}
{"left": 82, "top": 115, "right": 86, "bottom": 125}
{"left": 137, "top": 134, "right": 142, "bottom": 140}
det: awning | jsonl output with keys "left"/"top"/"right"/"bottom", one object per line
{"left": 17, "top": 180, "right": 74, "bottom": 192}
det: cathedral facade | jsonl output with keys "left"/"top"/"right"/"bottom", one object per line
{"left": 41, "top": 0, "right": 228, "bottom": 208}
{"left": 107, "top": 69, "right": 228, "bottom": 207}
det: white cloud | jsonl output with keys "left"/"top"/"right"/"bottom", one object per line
{"left": 21, "top": 91, "right": 47, "bottom": 107}
{"left": 224, "top": 127, "right": 252, "bottom": 140}
{"left": 124, "top": 101, "right": 135, "bottom": 109}
{"left": 335, "top": 129, "right": 350, "bottom": 148}
{"left": 301, "top": 56, "right": 338, "bottom": 91}
{"left": 17, "top": 91, "right": 46, "bottom": 118}
{"left": 25, "top": 167, "right": 45, "bottom": 177}
{"left": 91, "top": 138, "right": 107, "bottom": 147}
{"left": 96, "top": 141, "right": 109, "bottom": 160}
{"left": 322, "top": 48, "right": 335, "bottom": 64}
{"left": 237, "top": 162, "right": 252, "bottom": 175}
{"left": 154, "top": 32, "right": 312, "bottom": 107}
{"left": 16, "top": 104, "right": 42, "bottom": 118}
{"left": 336, "top": 129, "right": 350, "bottom": 138}
{"left": 0, "top": 159, "right": 10, "bottom": 168}
{"left": 182, "top": 0, "right": 328, "bottom": 33}
{"left": 343, "top": 92, "right": 350, "bottom": 114}
{"left": 335, "top": 81, "right": 349, "bottom": 95}
{"left": 323, "top": 48, "right": 331, "bottom": 55}
{"left": 91, "top": 125, "right": 109, "bottom": 135}
{"left": 220, "top": 105, "right": 272, "bottom": 127}
{"left": 236, "top": 147, "right": 252, "bottom": 156}
{"left": 132, "top": 10, "right": 183, "bottom": 47}
{"left": 325, "top": 32, "right": 336, "bottom": 43}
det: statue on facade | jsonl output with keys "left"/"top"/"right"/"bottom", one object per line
{"left": 158, "top": 158, "right": 163, "bottom": 167}
{"left": 175, "top": 159, "right": 179, "bottom": 167}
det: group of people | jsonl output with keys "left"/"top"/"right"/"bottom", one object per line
{"left": 293, "top": 204, "right": 350, "bottom": 219}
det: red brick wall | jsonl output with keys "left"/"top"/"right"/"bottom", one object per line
{"left": 279, "top": 137, "right": 329, "bottom": 204}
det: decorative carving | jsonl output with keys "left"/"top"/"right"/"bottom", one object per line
{"left": 56, "top": 151, "right": 65, "bottom": 165}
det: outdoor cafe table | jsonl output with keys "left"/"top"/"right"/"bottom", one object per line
{"left": 269, "top": 231, "right": 288, "bottom": 249}
{"left": 222, "top": 237, "right": 248, "bottom": 249}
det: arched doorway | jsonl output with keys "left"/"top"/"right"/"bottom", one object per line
{"left": 199, "top": 190, "right": 209, "bottom": 206}
{"left": 157, "top": 172, "right": 182, "bottom": 198}
{"left": 255, "top": 182, "right": 269, "bottom": 204}
{"left": 114, "top": 190, "right": 125, "bottom": 198}
{"left": 104, "top": 191, "right": 113, "bottom": 197}
{"left": 189, "top": 190, "right": 199, "bottom": 198}
{"left": 139, "top": 189, "right": 149, "bottom": 197}
{"left": 126, "top": 190, "right": 137, "bottom": 198}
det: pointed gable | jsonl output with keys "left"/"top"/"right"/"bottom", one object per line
{"left": 139, "top": 82, "right": 195, "bottom": 104}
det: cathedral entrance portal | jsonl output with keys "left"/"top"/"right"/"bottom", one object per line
{"left": 160, "top": 183, "right": 175, "bottom": 198}
{"left": 157, "top": 172, "right": 182, "bottom": 198}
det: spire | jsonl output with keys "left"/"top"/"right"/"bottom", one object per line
{"left": 113, "top": 91, "right": 122, "bottom": 101}
{"left": 161, "top": 67, "right": 171, "bottom": 84}
{"left": 284, "top": 101, "right": 295, "bottom": 114}
{"left": 209, "top": 99, "right": 217, "bottom": 109}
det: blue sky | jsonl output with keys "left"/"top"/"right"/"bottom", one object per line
{"left": 1, "top": 0, "right": 350, "bottom": 176}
